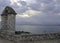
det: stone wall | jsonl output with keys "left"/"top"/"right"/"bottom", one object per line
{"left": 1, "top": 6, "right": 16, "bottom": 34}
{"left": 0, "top": 31, "right": 60, "bottom": 43}
{"left": 1, "top": 14, "right": 16, "bottom": 34}
{"left": 1, "top": 15, "right": 8, "bottom": 30}
{"left": 8, "top": 14, "right": 16, "bottom": 31}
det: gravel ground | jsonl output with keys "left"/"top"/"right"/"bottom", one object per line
{"left": 0, "top": 37, "right": 14, "bottom": 43}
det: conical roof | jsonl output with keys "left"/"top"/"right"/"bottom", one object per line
{"left": 1, "top": 6, "right": 17, "bottom": 16}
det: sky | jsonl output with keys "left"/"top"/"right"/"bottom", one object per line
{"left": 0, "top": 0, "right": 60, "bottom": 25}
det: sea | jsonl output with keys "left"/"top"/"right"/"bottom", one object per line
{"left": 16, "top": 25, "right": 60, "bottom": 34}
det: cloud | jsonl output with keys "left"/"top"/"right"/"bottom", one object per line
{"left": 10, "top": 0, "right": 22, "bottom": 7}
{"left": 20, "top": 1, "right": 27, "bottom": 6}
{"left": 0, "top": 0, "right": 29, "bottom": 14}
{"left": 22, "top": 0, "right": 37, "bottom": 5}
{"left": 0, "top": 0, "right": 11, "bottom": 13}
{"left": 1, "top": 0, "right": 60, "bottom": 33}
{"left": 0, "top": 0, "right": 60, "bottom": 25}
{"left": 17, "top": 10, "right": 42, "bottom": 18}
{"left": 0, "top": 16, "right": 1, "bottom": 23}
{"left": 0, "top": 0, "right": 60, "bottom": 14}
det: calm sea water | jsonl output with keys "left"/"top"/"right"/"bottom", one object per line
{"left": 16, "top": 25, "right": 60, "bottom": 34}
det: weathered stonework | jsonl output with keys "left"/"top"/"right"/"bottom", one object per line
{"left": 1, "top": 6, "right": 17, "bottom": 34}
{"left": 0, "top": 32, "right": 60, "bottom": 43}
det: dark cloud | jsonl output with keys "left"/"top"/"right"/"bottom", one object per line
{"left": 25, "top": 0, "right": 60, "bottom": 15}
{"left": 0, "top": 0, "right": 28, "bottom": 14}
{"left": 13, "top": 6, "right": 29, "bottom": 14}
{"left": 0, "top": 0, "right": 60, "bottom": 25}
{"left": 53, "top": 5, "right": 60, "bottom": 14}
{"left": 28, "top": 4, "right": 41, "bottom": 11}
{"left": 20, "top": 1, "right": 27, "bottom": 6}
{"left": 10, "top": 1, "right": 31, "bottom": 14}
{"left": 0, "top": 0, "right": 11, "bottom": 14}
{"left": 0, "top": 0, "right": 10, "bottom": 7}
{"left": 41, "top": 0, "right": 53, "bottom": 4}
{"left": 25, "top": 0, "right": 55, "bottom": 12}
{"left": 0, "top": 0, "right": 60, "bottom": 14}
{"left": 42, "top": 3, "right": 55, "bottom": 13}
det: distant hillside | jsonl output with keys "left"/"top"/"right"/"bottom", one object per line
{"left": 0, "top": 22, "right": 1, "bottom": 28}
{"left": 16, "top": 23, "right": 60, "bottom": 26}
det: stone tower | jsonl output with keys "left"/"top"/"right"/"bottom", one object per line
{"left": 1, "top": 6, "right": 17, "bottom": 34}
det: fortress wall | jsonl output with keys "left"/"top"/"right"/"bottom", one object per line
{"left": 0, "top": 32, "right": 60, "bottom": 43}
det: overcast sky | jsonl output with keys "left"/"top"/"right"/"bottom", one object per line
{"left": 0, "top": 0, "right": 60, "bottom": 25}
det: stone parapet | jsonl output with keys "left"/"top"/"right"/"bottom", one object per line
{"left": 0, "top": 31, "right": 60, "bottom": 42}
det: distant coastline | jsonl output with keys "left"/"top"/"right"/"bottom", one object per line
{"left": 16, "top": 24, "right": 60, "bottom": 26}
